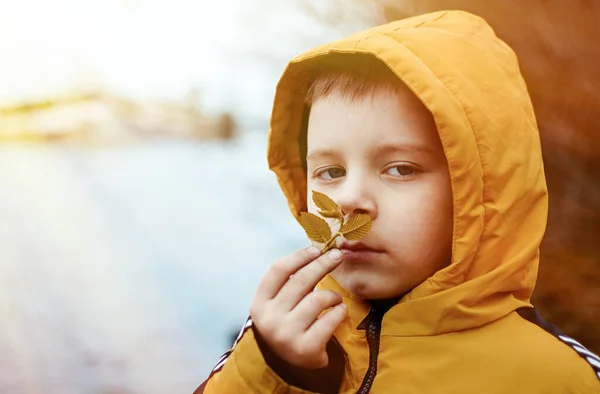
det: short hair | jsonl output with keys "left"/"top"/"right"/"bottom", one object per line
{"left": 304, "top": 54, "right": 406, "bottom": 105}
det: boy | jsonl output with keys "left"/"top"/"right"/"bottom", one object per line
{"left": 195, "top": 10, "right": 600, "bottom": 393}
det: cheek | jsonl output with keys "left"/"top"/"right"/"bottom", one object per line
{"left": 306, "top": 185, "right": 317, "bottom": 215}
{"left": 385, "top": 182, "right": 453, "bottom": 243}
{"left": 307, "top": 198, "right": 317, "bottom": 214}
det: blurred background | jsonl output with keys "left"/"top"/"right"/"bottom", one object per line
{"left": 0, "top": 1, "right": 598, "bottom": 393}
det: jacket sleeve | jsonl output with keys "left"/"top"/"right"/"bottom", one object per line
{"left": 193, "top": 317, "right": 346, "bottom": 394}
{"left": 193, "top": 316, "right": 301, "bottom": 394}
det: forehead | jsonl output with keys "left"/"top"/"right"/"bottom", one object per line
{"left": 306, "top": 88, "right": 442, "bottom": 156}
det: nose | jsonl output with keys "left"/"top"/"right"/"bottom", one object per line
{"left": 335, "top": 174, "right": 377, "bottom": 221}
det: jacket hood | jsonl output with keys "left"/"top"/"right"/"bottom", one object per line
{"left": 266, "top": 10, "right": 548, "bottom": 336}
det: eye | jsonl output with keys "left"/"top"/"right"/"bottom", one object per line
{"left": 315, "top": 167, "right": 346, "bottom": 180}
{"left": 385, "top": 164, "right": 415, "bottom": 177}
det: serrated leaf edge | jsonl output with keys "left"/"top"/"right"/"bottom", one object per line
{"left": 299, "top": 212, "right": 332, "bottom": 244}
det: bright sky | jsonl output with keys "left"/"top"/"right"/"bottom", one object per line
{"left": 0, "top": 0, "right": 359, "bottom": 123}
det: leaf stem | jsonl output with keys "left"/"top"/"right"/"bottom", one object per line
{"left": 321, "top": 233, "right": 341, "bottom": 253}
{"left": 321, "top": 217, "right": 345, "bottom": 253}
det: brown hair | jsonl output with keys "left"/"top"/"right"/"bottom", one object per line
{"left": 304, "top": 54, "right": 406, "bottom": 105}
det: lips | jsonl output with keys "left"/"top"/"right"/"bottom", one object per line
{"left": 338, "top": 241, "right": 384, "bottom": 261}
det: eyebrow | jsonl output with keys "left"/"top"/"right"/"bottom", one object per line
{"left": 306, "top": 142, "right": 435, "bottom": 162}
{"left": 372, "top": 142, "right": 435, "bottom": 156}
{"left": 306, "top": 148, "right": 340, "bottom": 162}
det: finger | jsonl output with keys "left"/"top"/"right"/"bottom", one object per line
{"left": 253, "top": 246, "right": 321, "bottom": 304}
{"left": 276, "top": 249, "right": 343, "bottom": 310}
{"left": 304, "top": 302, "right": 347, "bottom": 346}
{"left": 290, "top": 290, "right": 343, "bottom": 331}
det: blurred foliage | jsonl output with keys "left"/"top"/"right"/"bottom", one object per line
{"left": 0, "top": 90, "right": 238, "bottom": 145}
{"left": 302, "top": 0, "right": 600, "bottom": 352}
{"left": 215, "top": 113, "right": 237, "bottom": 140}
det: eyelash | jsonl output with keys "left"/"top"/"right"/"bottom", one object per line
{"left": 314, "top": 167, "right": 345, "bottom": 180}
{"left": 313, "top": 164, "right": 417, "bottom": 180}
{"left": 384, "top": 164, "right": 417, "bottom": 178}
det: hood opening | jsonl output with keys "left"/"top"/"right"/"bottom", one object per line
{"left": 269, "top": 10, "right": 548, "bottom": 335}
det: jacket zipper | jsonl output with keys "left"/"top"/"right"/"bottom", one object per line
{"left": 356, "top": 306, "right": 384, "bottom": 394}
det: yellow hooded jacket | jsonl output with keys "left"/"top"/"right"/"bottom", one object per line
{"left": 196, "top": 10, "right": 600, "bottom": 394}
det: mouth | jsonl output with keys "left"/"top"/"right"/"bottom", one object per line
{"left": 338, "top": 241, "right": 384, "bottom": 262}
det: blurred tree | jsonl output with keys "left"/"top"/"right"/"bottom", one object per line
{"left": 216, "top": 112, "right": 237, "bottom": 140}
{"left": 301, "top": 0, "right": 600, "bottom": 353}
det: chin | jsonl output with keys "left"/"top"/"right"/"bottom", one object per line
{"left": 339, "top": 278, "right": 397, "bottom": 300}
{"left": 335, "top": 272, "right": 409, "bottom": 300}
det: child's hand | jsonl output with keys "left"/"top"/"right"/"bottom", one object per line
{"left": 250, "top": 246, "right": 346, "bottom": 369}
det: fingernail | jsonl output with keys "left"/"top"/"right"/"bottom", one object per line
{"left": 328, "top": 249, "right": 343, "bottom": 262}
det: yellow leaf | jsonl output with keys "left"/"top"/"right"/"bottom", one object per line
{"left": 312, "top": 190, "right": 342, "bottom": 219}
{"left": 319, "top": 209, "right": 341, "bottom": 219}
{"left": 299, "top": 212, "right": 332, "bottom": 244}
{"left": 340, "top": 213, "right": 372, "bottom": 241}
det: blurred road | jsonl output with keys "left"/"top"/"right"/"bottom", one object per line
{"left": 0, "top": 133, "right": 305, "bottom": 393}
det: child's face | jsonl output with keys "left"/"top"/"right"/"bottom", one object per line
{"left": 306, "top": 87, "right": 453, "bottom": 300}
